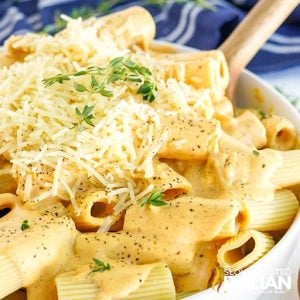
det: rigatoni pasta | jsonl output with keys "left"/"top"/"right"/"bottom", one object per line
{"left": 242, "top": 189, "right": 298, "bottom": 231}
{"left": 262, "top": 114, "right": 297, "bottom": 150}
{"left": 139, "top": 161, "right": 192, "bottom": 199}
{"left": 0, "top": 194, "right": 76, "bottom": 299}
{"left": 158, "top": 114, "right": 221, "bottom": 160}
{"left": 217, "top": 111, "right": 267, "bottom": 148}
{"left": 174, "top": 242, "right": 219, "bottom": 293}
{"left": 152, "top": 50, "right": 230, "bottom": 94}
{"left": 217, "top": 230, "right": 275, "bottom": 271}
{"left": 271, "top": 150, "right": 300, "bottom": 187}
{"left": 0, "top": 255, "right": 22, "bottom": 299}
{"left": 56, "top": 262, "right": 175, "bottom": 300}
{"left": 67, "top": 189, "right": 121, "bottom": 231}
{"left": 0, "top": 5, "right": 299, "bottom": 300}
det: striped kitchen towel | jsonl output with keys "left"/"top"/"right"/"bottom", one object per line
{"left": 0, "top": 0, "right": 300, "bottom": 73}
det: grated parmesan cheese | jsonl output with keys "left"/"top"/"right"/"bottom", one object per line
{"left": 0, "top": 16, "right": 217, "bottom": 221}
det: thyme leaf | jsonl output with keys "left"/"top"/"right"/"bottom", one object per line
{"left": 21, "top": 220, "right": 30, "bottom": 231}
{"left": 73, "top": 104, "right": 95, "bottom": 131}
{"left": 89, "top": 258, "right": 111, "bottom": 274}
{"left": 140, "top": 190, "right": 167, "bottom": 207}
{"left": 43, "top": 57, "right": 156, "bottom": 101}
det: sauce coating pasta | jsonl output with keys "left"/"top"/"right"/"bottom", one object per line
{"left": 0, "top": 6, "right": 299, "bottom": 300}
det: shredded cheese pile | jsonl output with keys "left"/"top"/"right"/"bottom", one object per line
{"left": 0, "top": 17, "right": 214, "bottom": 223}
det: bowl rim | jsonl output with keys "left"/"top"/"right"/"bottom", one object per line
{"left": 157, "top": 41, "right": 300, "bottom": 299}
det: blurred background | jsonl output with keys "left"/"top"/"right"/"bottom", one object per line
{"left": 0, "top": 0, "right": 300, "bottom": 109}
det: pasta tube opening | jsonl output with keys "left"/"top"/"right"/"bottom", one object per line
{"left": 262, "top": 115, "right": 297, "bottom": 150}
{"left": 68, "top": 190, "right": 121, "bottom": 231}
{"left": 0, "top": 207, "right": 12, "bottom": 218}
{"left": 91, "top": 201, "right": 114, "bottom": 218}
{"left": 0, "top": 193, "right": 19, "bottom": 220}
{"left": 163, "top": 188, "right": 187, "bottom": 200}
{"left": 217, "top": 230, "right": 275, "bottom": 271}
{"left": 224, "top": 237, "right": 255, "bottom": 265}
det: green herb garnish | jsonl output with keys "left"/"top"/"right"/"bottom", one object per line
{"left": 42, "top": 66, "right": 105, "bottom": 88}
{"left": 258, "top": 110, "right": 272, "bottom": 120}
{"left": 74, "top": 105, "right": 95, "bottom": 131}
{"left": 252, "top": 150, "right": 260, "bottom": 156}
{"left": 43, "top": 74, "right": 71, "bottom": 87}
{"left": 89, "top": 258, "right": 111, "bottom": 274}
{"left": 258, "top": 110, "right": 267, "bottom": 119}
{"left": 140, "top": 190, "right": 168, "bottom": 207}
{"left": 137, "top": 80, "right": 157, "bottom": 102}
{"left": 43, "top": 57, "right": 157, "bottom": 101}
{"left": 21, "top": 220, "right": 30, "bottom": 231}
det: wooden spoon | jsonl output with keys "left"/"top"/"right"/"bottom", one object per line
{"left": 220, "top": 0, "right": 300, "bottom": 100}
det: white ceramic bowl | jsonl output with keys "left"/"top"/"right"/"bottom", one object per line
{"left": 2, "top": 43, "right": 299, "bottom": 300}
{"left": 170, "top": 43, "right": 300, "bottom": 300}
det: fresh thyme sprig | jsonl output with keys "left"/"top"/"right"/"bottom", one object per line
{"left": 73, "top": 104, "right": 95, "bottom": 131}
{"left": 140, "top": 190, "right": 168, "bottom": 207}
{"left": 42, "top": 66, "right": 105, "bottom": 88}
{"left": 43, "top": 57, "right": 157, "bottom": 102}
{"left": 21, "top": 220, "right": 30, "bottom": 231}
{"left": 89, "top": 258, "right": 111, "bottom": 274}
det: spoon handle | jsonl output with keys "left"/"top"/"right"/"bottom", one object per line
{"left": 220, "top": 0, "right": 300, "bottom": 100}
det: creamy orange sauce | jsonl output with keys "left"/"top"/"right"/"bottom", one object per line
{"left": 0, "top": 4, "right": 298, "bottom": 299}
{"left": 182, "top": 160, "right": 222, "bottom": 198}
{"left": 74, "top": 197, "right": 239, "bottom": 278}
{"left": 174, "top": 242, "right": 219, "bottom": 292}
{"left": 219, "top": 111, "right": 267, "bottom": 148}
{"left": 211, "top": 135, "right": 283, "bottom": 202}
{"left": 75, "top": 232, "right": 196, "bottom": 276}
{"left": 0, "top": 192, "right": 239, "bottom": 298}
{"left": 124, "top": 197, "right": 239, "bottom": 242}
{"left": 0, "top": 194, "right": 77, "bottom": 287}
{"left": 61, "top": 259, "right": 158, "bottom": 300}
{"left": 158, "top": 114, "right": 221, "bottom": 160}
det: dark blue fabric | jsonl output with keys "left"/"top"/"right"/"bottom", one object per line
{"left": 0, "top": 0, "right": 300, "bottom": 73}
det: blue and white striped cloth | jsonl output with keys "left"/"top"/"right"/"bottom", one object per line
{"left": 0, "top": 0, "right": 300, "bottom": 74}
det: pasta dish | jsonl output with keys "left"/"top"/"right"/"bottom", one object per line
{"left": 0, "top": 6, "right": 299, "bottom": 300}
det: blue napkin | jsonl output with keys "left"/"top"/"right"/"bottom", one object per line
{"left": 0, "top": 0, "right": 300, "bottom": 73}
